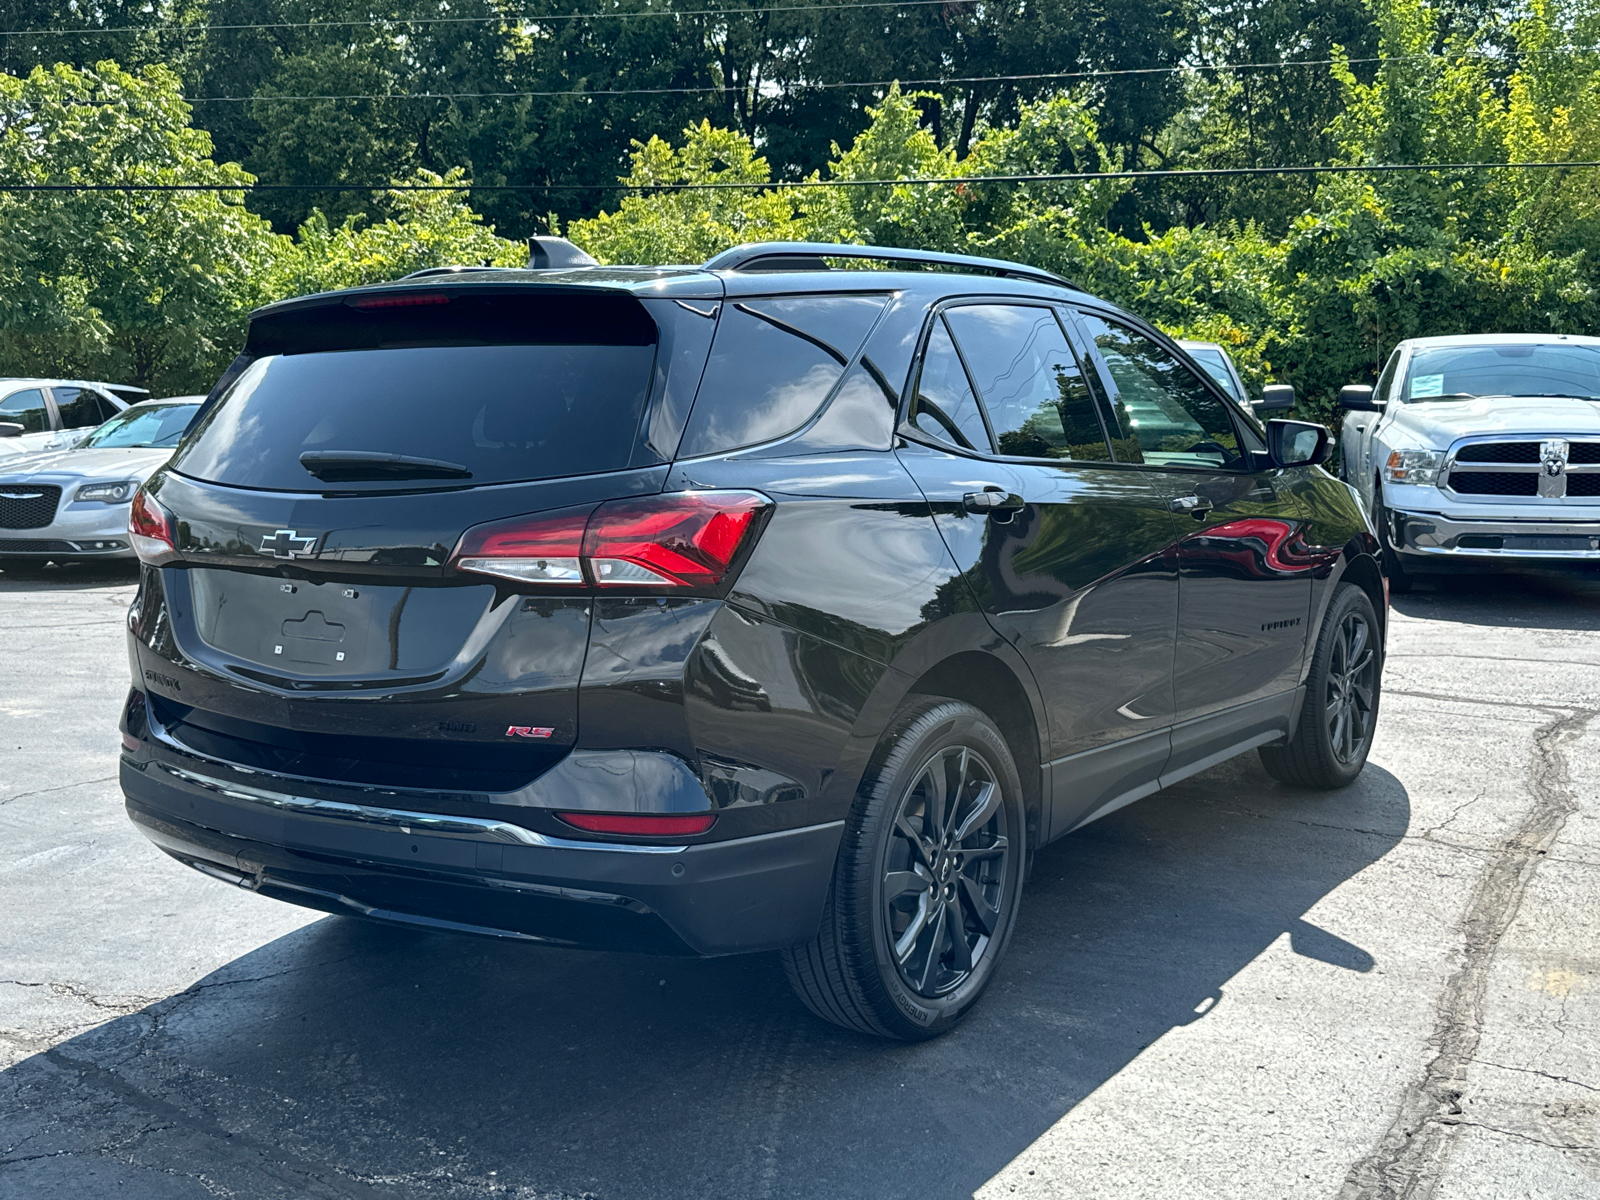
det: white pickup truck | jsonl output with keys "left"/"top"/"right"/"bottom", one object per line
{"left": 1337, "top": 333, "right": 1600, "bottom": 589}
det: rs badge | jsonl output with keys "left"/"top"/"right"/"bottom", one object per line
{"left": 506, "top": 725, "right": 554, "bottom": 739}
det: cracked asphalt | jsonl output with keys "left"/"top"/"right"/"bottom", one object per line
{"left": 3, "top": 559, "right": 1598, "bottom": 1199}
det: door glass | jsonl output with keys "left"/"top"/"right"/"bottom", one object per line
{"left": 52, "top": 387, "right": 114, "bottom": 429}
{"left": 1079, "top": 314, "right": 1243, "bottom": 469}
{"left": 909, "top": 316, "right": 991, "bottom": 452}
{"left": 0, "top": 388, "right": 51, "bottom": 434}
{"left": 1185, "top": 347, "right": 1243, "bottom": 401}
{"left": 944, "top": 305, "right": 1111, "bottom": 461}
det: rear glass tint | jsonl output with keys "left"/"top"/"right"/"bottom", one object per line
{"left": 172, "top": 292, "right": 660, "bottom": 491}
{"left": 678, "top": 294, "right": 889, "bottom": 457}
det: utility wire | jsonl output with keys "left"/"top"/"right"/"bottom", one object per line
{"left": 4, "top": 161, "right": 1598, "bottom": 194}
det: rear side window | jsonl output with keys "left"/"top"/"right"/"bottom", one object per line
{"left": 172, "top": 292, "right": 660, "bottom": 491}
{"left": 678, "top": 294, "right": 888, "bottom": 457}
{"left": 53, "top": 387, "right": 119, "bottom": 429}
{"left": 943, "top": 304, "right": 1111, "bottom": 461}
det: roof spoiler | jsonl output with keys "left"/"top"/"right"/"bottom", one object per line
{"left": 528, "top": 236, "right": 599, "bottom": 269}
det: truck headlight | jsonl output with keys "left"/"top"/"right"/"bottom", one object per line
{"left": 75, "top": 480, "right": 137, "bottom": 503}
{"left": 1384, "top": 450, "right": 1444, "bottom": 485}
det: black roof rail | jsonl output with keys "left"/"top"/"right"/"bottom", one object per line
{"left": 701, "top": 241, "right": 1079, "bottom": 290}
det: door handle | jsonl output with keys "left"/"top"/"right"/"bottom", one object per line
{"left": 963, "top": 489, "right": 1025, "bottom": 515}
{"left": 1169, "top": 494, "right": 1215, "bottom": 518}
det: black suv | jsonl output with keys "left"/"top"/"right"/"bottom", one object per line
{"left": 120, "top": 241, "right": 1385, "bottom": 1039}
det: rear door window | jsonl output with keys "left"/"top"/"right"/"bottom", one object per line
{"left": 52, "top": 387, "right": 119, "bottom": 429}
{"left": 943, "top": 304, "right": 1111, "bottom": 461}
{"left": 909, "top": 317, "right": 991, "bottom": 452}
{"left": 678, "top": 294, "right": 888, "bottom": 457}
{"left": 171, "top": 292, "right": 661, "bottom": 491}
{"left": 0, "top": 388, "right": 51, "bottom": 434}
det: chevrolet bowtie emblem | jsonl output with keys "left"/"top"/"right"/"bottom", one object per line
{"left": 260, "top": 529, "right": 317, "bottom": 558}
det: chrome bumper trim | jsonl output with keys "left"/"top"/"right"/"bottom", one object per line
{"left": 157, "top": 762, "right": 688, "bottom": 854}
{"left": 1395, "top": 511, "right": 1600, "bottom": 559}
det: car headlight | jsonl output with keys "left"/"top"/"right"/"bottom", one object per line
{"left": 75, "top": 480, "right": 137, "bottom": 503}
{"left": 1384, "top": 449, "right": 1444, "bottom": 485}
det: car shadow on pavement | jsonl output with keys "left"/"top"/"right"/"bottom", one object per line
{"left": 0, "top": 559, "right": 140, "bottom": 591}
{"left": 1390, "top": 567, "right": 1600, "bottom": 629}
{"left": 1, "top": 754, "right": 1408, "bottom": 1200}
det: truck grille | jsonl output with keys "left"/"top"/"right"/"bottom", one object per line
{"left": 1446, "top": 440, "right": 1600, "bottom": 500}
{"left": 0, "top": 485, "right": 62, "bottom": 529}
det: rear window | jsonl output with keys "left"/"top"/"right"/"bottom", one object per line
{"left": 678, "top": 294, "right": 889, "bottom": 457}
{"left": 172, "top": 291, "right": 660, "bottom": 491}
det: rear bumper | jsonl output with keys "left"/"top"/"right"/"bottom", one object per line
{"left": 121, "top": 756, "right": 843, "bottom": 957}
{"left": 1393, "top": 510, "right": 1600, "bottom": 564}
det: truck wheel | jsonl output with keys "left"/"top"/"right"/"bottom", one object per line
{"left": 782, "top": 698, "right": 1026, "bottom": 1040}
{"left": 1259, "top": 583, "right": 1383, "bottom": 789}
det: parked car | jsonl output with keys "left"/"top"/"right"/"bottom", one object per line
{"left": 0, "top": 397, "right": 202, "bottom": 564}
{"left": 1177, "top": 340, "right": 1297, "bottom": 421}
{"left": 119, "top": 241, "right": 1384, "bottom": 1039}
{"left": 0, "top": 378, "right": 148, "bottom": 457}
{"left": 1338, "top": 333, "right": 1600, "bottom": 590}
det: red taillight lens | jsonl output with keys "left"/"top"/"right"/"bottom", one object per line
{"left": 453, "top": 505, "right": 593, "bottom": 585}
{"left": 347, "top": 292, "right": 450, "bottom": 309}
{"left": 128, "top": 488, "right": 177, "bottom": 564}
{"left": 451, "top": 492, "right": 771, "bottom": 589}
{"left": 584, "top": 492, "right": 770, "bottom": 587}
{"left": 556, "top": 812, "right": 716, "bottom": 836}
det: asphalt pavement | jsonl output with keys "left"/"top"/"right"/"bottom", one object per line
{"left": 2, "top": 559, "right": 1597, "bottom": 1199}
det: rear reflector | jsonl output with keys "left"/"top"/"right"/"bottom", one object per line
{"left": 556, "top": 812, "right": 716, "bottom": 836}
{"left": 452, "top": 491, "right": 771, "bottom": 589}
{"left": 128, "top": 488, "right": 178, "bottom": 565}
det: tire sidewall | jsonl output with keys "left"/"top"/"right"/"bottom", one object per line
{"left": 1307, "top": 584, "right": 1383, "bottom": 785}
{"left": 845, "top": 702, "right": 1026, "bottom": 1039}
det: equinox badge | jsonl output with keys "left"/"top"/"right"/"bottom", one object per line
{"left": 260, "top": 529, "right": 316, "bottom": 558}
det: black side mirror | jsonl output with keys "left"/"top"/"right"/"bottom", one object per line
{"left": 1255, "top": 383, "right": 1295, "bottom": 413}
{"left": 1338, "top": 384, "right": 1381, "bottom": 412}
{"left": 0, "top": 422, "right": 24, "bottom": 438}
{"left": 1267, "top": 419, "right": 1330, "bottom": 468}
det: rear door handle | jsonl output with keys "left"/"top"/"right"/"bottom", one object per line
{"left": 962, "top": 489, "right": 1025, "bottom": 515}
{"left": 1169, "top": 494, "right": 1215, "bottom": 518}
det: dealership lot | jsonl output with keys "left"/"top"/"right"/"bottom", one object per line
{"left": 2, "top": 562, "right": 1597, "bottom": 1199}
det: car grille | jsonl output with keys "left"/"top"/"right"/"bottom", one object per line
{"left": 1446, "top": 440, "right": 1600, "bottom": 500}
{"left": 0, "top": 538, "right": 76, "bottom": 553}
{"left": 0, "top": 484, "right": 62, "bottom": 529}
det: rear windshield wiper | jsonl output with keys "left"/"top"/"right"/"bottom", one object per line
{"left": 299, "top": 451, "right": 472, "bottom": 481}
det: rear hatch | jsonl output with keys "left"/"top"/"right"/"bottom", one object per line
{"left": 134, "top": 280, "right": 722, "bottom": 792}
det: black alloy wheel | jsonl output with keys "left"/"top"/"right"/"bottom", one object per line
{"left": 1259, "top": 581, "right": 1384, "bottom": 789}
{"left": 783, "top": 697, "right": 1026, "bottom": 1040}
{"left": 1325, "top": 608, "right": 1378, "bottom": 765}
{"left": 882, "top": 744, "right": 1011, "bottom": 999}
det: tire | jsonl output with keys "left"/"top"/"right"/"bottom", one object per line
{"left": 1259, "top": 582, "right": 1383, "bottom": 789}
{"left": 1372, "top": 480, "right": 1412, "bottom": 594}
{"left": 782, "top": 697, "right": 1027, "bottom": 1040}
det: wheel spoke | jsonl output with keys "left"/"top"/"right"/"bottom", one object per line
{"left": 1330, "top": 707, "right": 1348, "bottom": 755}
{"left": 1346, "top": 617, "right": 1368, "bottom": 664}
{"left": 917, "top": 905, "right": 948, "bottom": 993}
{"left": 948, "top": 904, "right": 974, "bottom": 973}
{"left": 1341, "top": 703, "right": 1356, "bottom": 758}
{"left": 885, "top": 869, "right": 932, "bottom": 900}
{"left": 952, "top": 781, "right": 1001, "bottom": 844}
{"left": 1349, "top": 647, "right": 1374, "bottom": 677}
{"left": 962, "top": 837, "right": 1008, "bottom": 862}
{"left": 923, "top": 755, "right": 951, "bottom": 844}
{"left": 894, "top": 815, "right": 936, "bottom": 870}
{"left": 894, "top": 893, "right": 932, "bottom": 965}
{"left": 959, "top": 875, "right": 1000, "bottom": 936}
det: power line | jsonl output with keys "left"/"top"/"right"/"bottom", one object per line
{"left": 5, "top": 1, "right": 945, "bottom": 38}
{"left": 3, "top": 161, "right": 1598, "bottom": 194}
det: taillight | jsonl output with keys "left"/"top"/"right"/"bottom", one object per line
{"left": 452, "top": 491, "right": 771, "bottom": 589}
{"left": 556, "top": 812, "right": 716, "bottom": 836}
{"left": 128, "top": 488, "right": 178, "bottom": 565}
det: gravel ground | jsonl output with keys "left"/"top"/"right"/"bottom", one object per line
{"left": 2, "top": 559, "right": 1597, "bottom": 1199}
